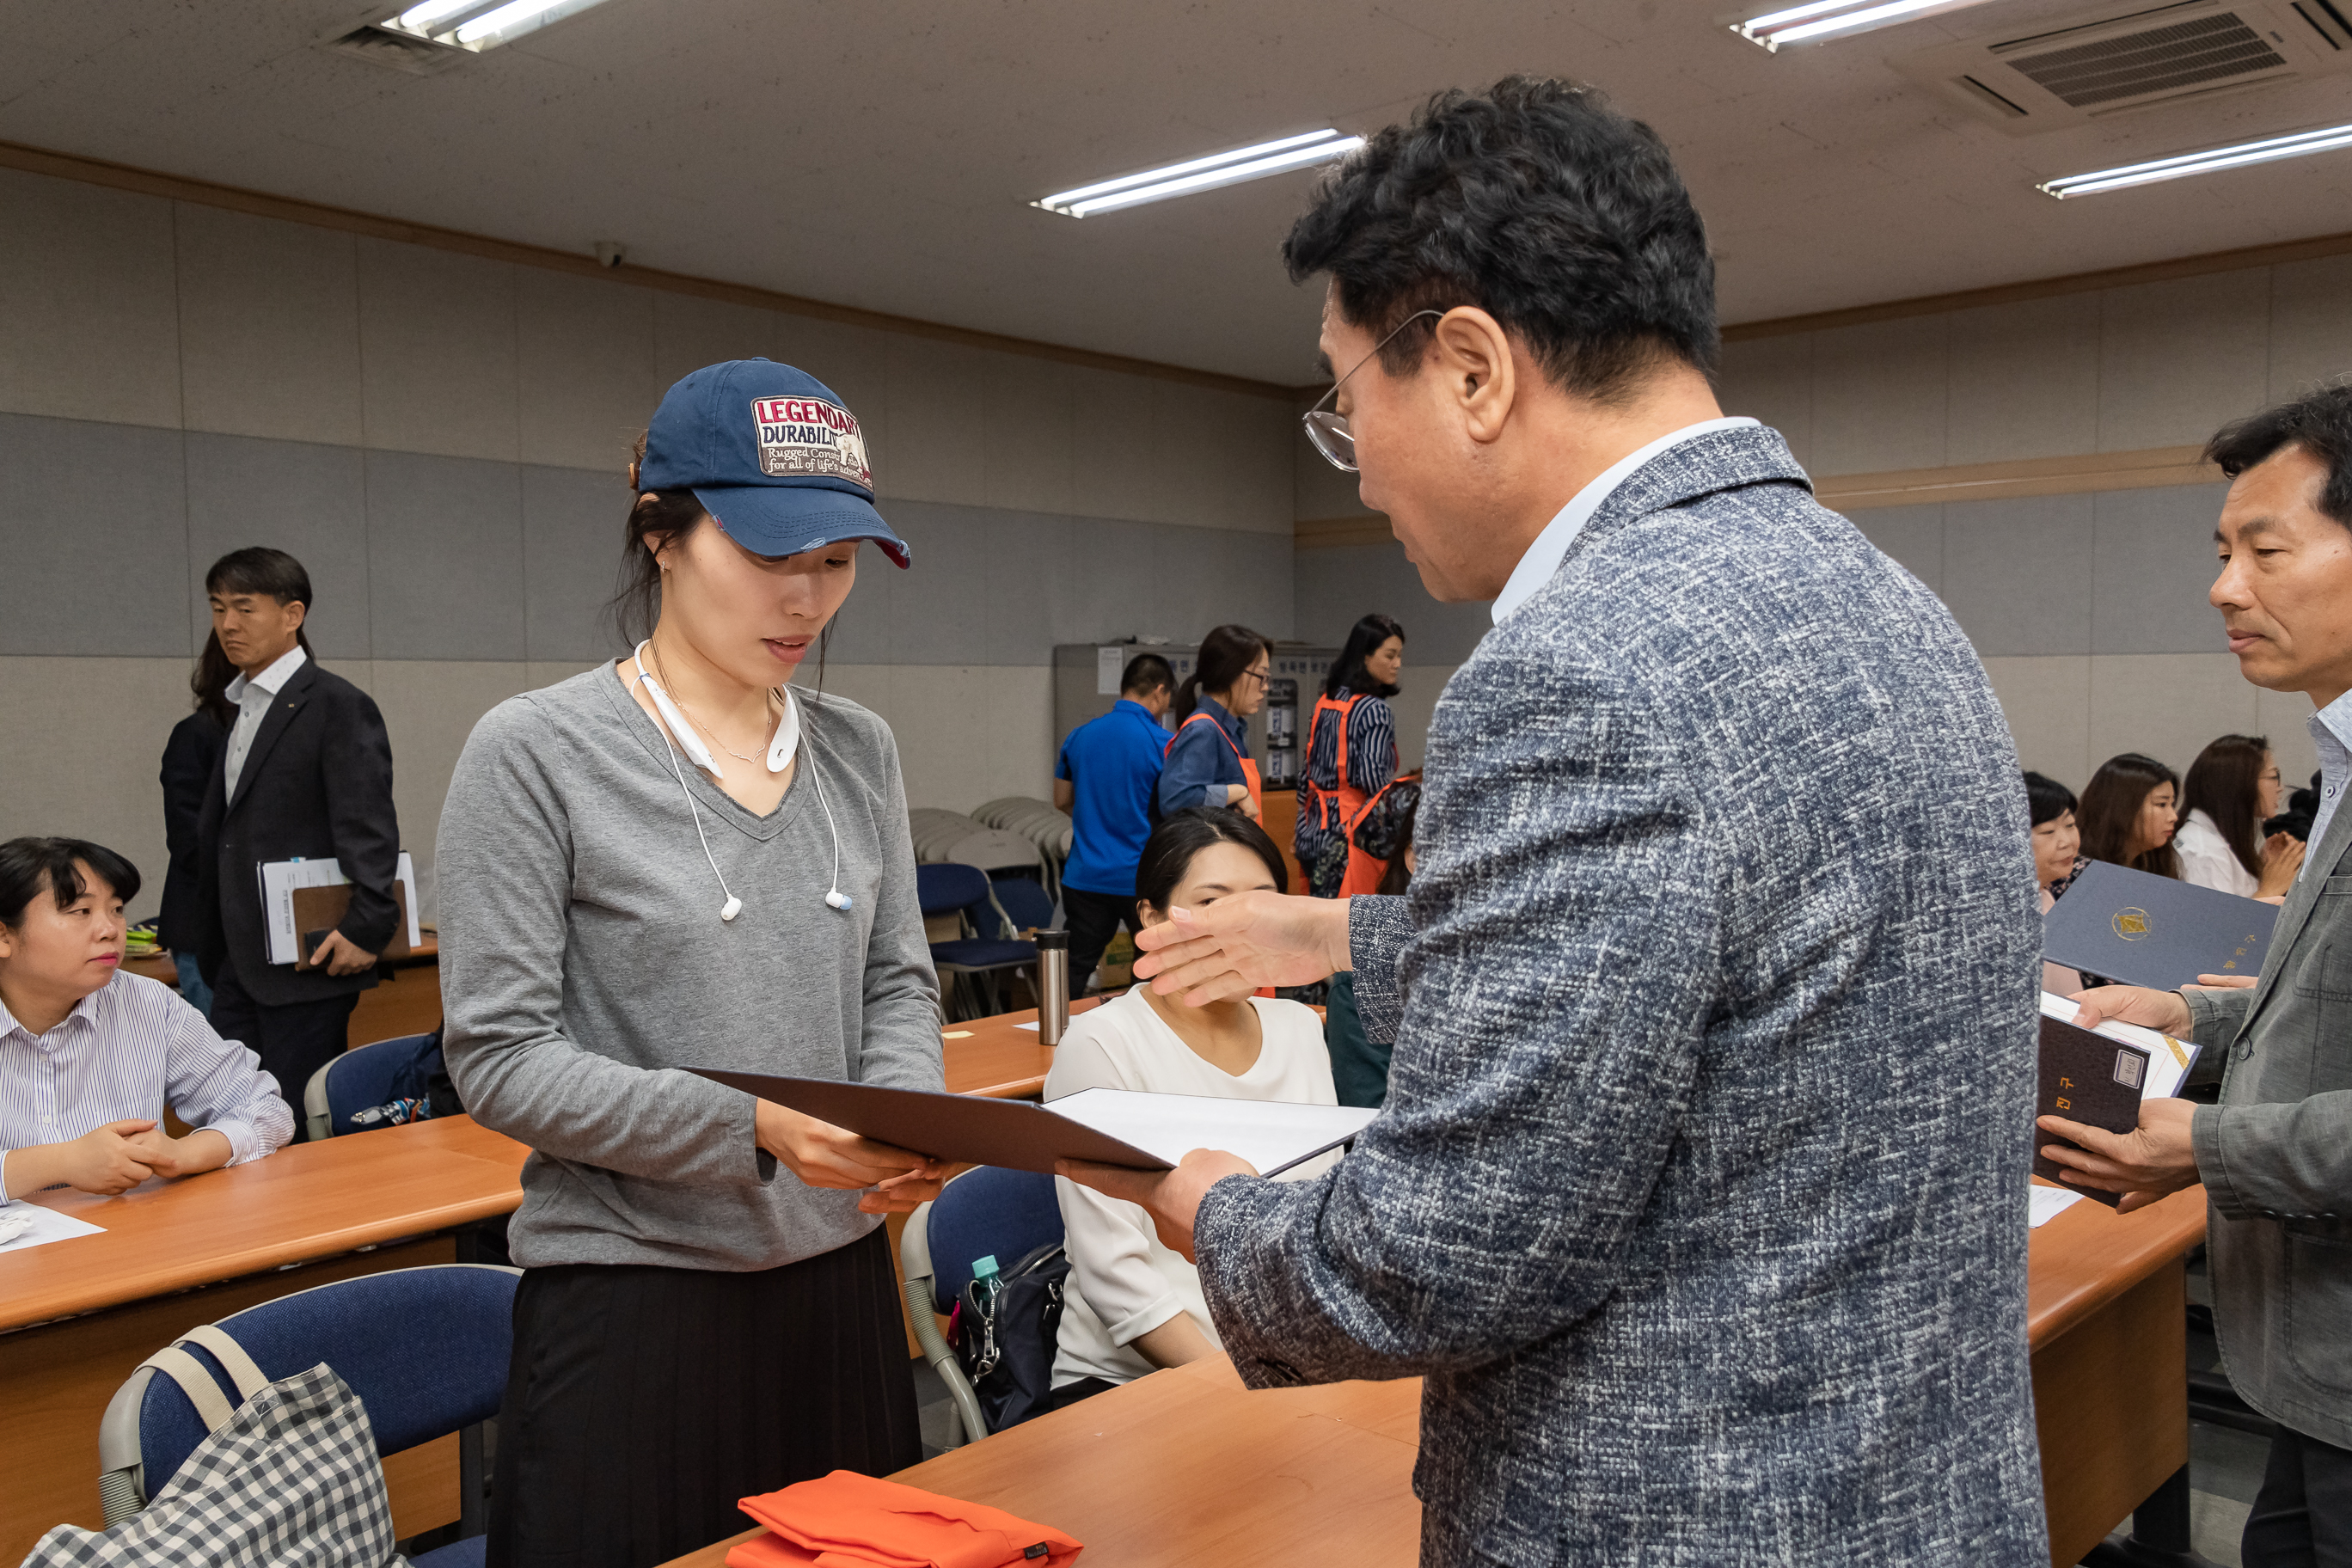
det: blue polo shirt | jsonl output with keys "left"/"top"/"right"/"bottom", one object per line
{"left": 1056, "top": 700, "right": 1168, "bottom": 897}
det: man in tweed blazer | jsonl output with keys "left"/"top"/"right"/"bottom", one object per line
{"left": 1067, "top": 80, "right": 2048, "bottom": 1565}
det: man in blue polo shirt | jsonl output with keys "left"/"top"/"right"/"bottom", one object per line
{"left": 1054, "top": 653, "right": 1175, "bottom": 998}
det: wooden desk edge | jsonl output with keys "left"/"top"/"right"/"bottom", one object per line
{"left": 2025, "top": 1188, "right": 2208, "bottom": 1353}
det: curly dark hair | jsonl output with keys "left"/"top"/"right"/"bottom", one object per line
{"left": 1282, "top": 76, "right": 1718, "bottom": 402}
{"left": 2205, "top": 381, "right": 2352, "bottom": 529}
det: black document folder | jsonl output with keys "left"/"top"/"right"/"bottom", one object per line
{"left": 2035, "top": 1014, "right": 2154, "bottom": 1210}
{"left": 2043, "top": 860, "right": 2275, "bottom": 991}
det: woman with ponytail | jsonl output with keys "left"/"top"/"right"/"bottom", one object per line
{"left": 1156, "top": 623, "right": 1273, "bottom": 821}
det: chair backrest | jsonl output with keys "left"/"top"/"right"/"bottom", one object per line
{"left": 916, "top": 861, "right": 991, "bottom": 918}
{"left": 305, "top": 1032, "right": 443, "bottom": 1138}
{"left": 125, "top": 1264, "right": 518, "bottom": 1497}
{"left": 986, "top": 875, "right": 1057, "bottom": 938}
{"left": 921, "top": 1166, "right": 1063, "bottom": 1314}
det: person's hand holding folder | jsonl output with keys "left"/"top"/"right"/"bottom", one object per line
{"left": 1056, "top": 1148, "right": 1260, "bottom": 1262}
{"left": 752, "top": 1099, "right": 952, "bottom": 1215}
{"left": 2036, "top": 983, "right": 2202, "bottom": 1211}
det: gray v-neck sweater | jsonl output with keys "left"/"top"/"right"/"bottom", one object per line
{"left": 438, "top": 663, "right": 942, "bottom": 1271}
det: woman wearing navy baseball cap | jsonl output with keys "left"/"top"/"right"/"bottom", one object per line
{"left": 437, "top": 359, "right": 946, "bottom": 1566}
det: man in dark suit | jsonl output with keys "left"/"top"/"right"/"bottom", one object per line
{"left": 2048, "top": 383, "right": 2352, "bottom": 1568}
{"left": 1067, "top": 80, "right": 2047, "bottom": 1563}
{"left": 192, "top": 548, "right": 401, "bottom": 1136}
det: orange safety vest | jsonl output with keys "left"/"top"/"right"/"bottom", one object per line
{"left": 1166, "top": 711, "right": 1262, "bottom": 819}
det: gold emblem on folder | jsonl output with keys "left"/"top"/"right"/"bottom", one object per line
{"left": 2112, "top": 908, "right": 2152, "bottom": 941}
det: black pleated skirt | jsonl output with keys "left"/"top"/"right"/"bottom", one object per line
{"left": 485, "top": 1228, "right": 922, "bottom": 1568}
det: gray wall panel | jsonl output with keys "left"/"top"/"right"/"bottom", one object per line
{"left": 0, "top": 412, "right": 189, "bottom": 657}
{"left": 824, "top": 540, "right": 897, "bottom": 667}
{"left": 1295, "top": 541, "right": 1490, "bottom": 668}
{"left": 1939, "top": 493, "right": 2095, "bottom": 658}
{"left": 522, "top": 462, "right": 628, "bottom": 663}
{"left": 184, "top": 431, "right": 371, "bottom": 659}
{"left": 1849, "top": 503, "right": 1944, "bottom": 594}
{"left": 364, "top": 449, "right": 526, "bottom": 661}
{"left": 2092, "top": 482, "right": 2230, "bottom": 655}
{"left": 882, "top": 500, "right": 993, "bottom": 665}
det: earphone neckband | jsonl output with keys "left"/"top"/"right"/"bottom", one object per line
{"left": 629, "top": 641, "right": 848, "bottom": 922}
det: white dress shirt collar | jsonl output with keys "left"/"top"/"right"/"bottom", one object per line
{"left": 224, "top": 643, "right": 308, "bottom": 704}
{"left": 1491, "top": 417, "right": 1761, "bottom": 626}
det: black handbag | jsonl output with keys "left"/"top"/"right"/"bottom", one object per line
{"left": 951, "top": 1241, "right": 1071, "bottom": 1434}
{"left": 1351, "top": 777, "right": 1421, "bottom": 861}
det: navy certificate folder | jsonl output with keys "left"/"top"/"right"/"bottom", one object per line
{"left": 2043, "top": 860, "right": 2276, "bottom": 991}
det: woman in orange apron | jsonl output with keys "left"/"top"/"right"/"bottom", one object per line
{"left": 1295, "top": 614, "right": 1405, "bottom": 897}
{"left": 1156, "top": 623, "right": 1274, "bottom": 821}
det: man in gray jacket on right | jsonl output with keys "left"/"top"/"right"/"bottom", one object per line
{"left": 2048, "top": 382, "right": 2352, "bottom": 1566}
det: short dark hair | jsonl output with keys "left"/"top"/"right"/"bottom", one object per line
{"left": 1173, "top": 624, "right": 1272, "bottom": 725}
{"left": 0, "top": 837, "right": 142, "bottom": 928}
{"left": 1325, "top": 613, "right": 1406, "bottom": 700}
{"left": 205, "top": 547, "right": 315, "bottom": 654}
{"left": 2023, "top": 772, "right": 2077, "bottom": 830}
{"left": 2079, "top": 752, "right": 2181, "bottom": 879}
{"left": 2205, "top": 383, "right": 2352, "bottom": 530}
{"left": 1134, "top": 807, "right": 1289, "bottom": 916}
{"left": 1120, "top": 652, "right": 1175, "bottom": 698}
{"left": 1283, "top": 76, "right": 1718, "bottom": 401}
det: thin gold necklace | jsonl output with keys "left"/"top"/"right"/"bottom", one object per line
{"left": 652, "top": 646, "right": 781, "bottom": 767}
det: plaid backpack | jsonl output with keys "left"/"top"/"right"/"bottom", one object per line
{"left": 36, "top": 1326, "right": 407, "bottom": 1568}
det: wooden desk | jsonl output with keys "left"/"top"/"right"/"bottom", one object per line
{"left": 940, "top": 999, "right": 1099, "bottom": 1099}
{"left": 0, "top": 1115, "right": 528, "bottom": 1562}
{"left": 2025, "top": 1181, "right": 2208, "bottom": 1566}
{"left": 658, "top": 1355, "right": 1424, "bottom": 1568}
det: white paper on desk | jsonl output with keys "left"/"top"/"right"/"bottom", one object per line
{"left": 0, "top": 1199, "right": 105, "bottom": 1254}
{"left": 2030, "top": 1187, "right": 2084, "bottom": 1229}
{"left": 2040, "top": 991, "right": 2197, "bottom": 1100}
{"left": 260, "top": 853, "right": 420, "bottom": 963}
{"left": 1044, "top": 1087, "right": 1378, "bottom": 1177}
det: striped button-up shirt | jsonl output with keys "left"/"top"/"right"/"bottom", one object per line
{"left": 1, "top": 973, "right": 293, "bottom": 1200}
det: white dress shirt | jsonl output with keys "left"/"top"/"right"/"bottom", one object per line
{"left": 2306, "top": 690, "right": 2352, "bottom": 868}
{"left": 1491, "top": 417, "right": 1761, "bottom": 625}
{"left": 0, "top": 972, "right": 293, "bottom": 1200}
{"left": 222, "top": 644, "right": 308, "bottom": 799}
{"left": 1044, "top": 986, "right": 1338, "bottom": 1387}
{"left": 2174, "top": 808, "right": 2261, "bottom": 898}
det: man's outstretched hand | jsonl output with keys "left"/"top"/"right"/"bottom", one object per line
{"left": 1057, "top": 1149, "right": 1259, "bottom": 1262}
{"left": 1130, "top": 891, "right": 1354, "bottom": 1006}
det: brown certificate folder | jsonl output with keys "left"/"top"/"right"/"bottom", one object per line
{"left": 2036, "top": 1014, "right": 2153, "bottom": 1210}
{"left": 292, "top": 882, "right": 413, "bottom": 971}
{"left": 691, "top": 1072, "right": 1376, "bottom": 1177}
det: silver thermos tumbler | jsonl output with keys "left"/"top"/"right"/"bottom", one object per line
{"left": 1036, "top": 930, "right": 1069, "bottom": 1045}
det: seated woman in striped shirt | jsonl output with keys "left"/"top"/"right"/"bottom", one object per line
{"left": 0, "top": 836, "right": 292, "bottom": 1202}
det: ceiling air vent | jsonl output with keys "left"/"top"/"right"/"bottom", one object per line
{"left": 1893, "top": 0, "right": 2352, "bottom": 132}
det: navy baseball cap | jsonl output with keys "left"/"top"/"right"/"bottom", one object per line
{"left": 640, "top": 358, "right": 910, "bottom": 568}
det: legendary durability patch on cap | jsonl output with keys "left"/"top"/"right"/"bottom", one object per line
{"left": 750, "top": 396, "right": 872, "bottom": 489}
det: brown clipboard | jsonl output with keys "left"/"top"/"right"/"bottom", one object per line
{"left": 690, "top": 1070, "right": 1175, "bottom": 1175}
{"left": 291, "top": 882, "right": 413, "bottom": 971}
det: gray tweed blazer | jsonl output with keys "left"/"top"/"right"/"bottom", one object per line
{"left": 1193, "top": 425, "right": 2049, "bottom": 1565}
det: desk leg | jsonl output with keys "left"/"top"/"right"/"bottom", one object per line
{"left": 2079, "top": 1465, "right": 2224, "bottom": 1566}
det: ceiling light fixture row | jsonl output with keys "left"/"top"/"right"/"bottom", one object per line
{"left": 1733, "top": 0, "right": 2005, "bottom": 49}
{"left": 2040, "top": 118, "right": 2352, "bottom": 195}
{"left": 380, "top": 0, "right": 616, "bottom": 51}
{"left": 1035, "top": 129, "right": 1364, "bottom": 217}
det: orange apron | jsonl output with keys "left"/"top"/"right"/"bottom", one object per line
{"left": 1167, "top": 711, "right": 1262, "bottom": 818}
{"left": 1339, "top": 774, "right": 1412, "bottom": 896}
{"left": 1303, "top": 693, "right": 1371, "bottom": 845}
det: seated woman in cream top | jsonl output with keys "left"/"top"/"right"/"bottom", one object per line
{"left": 1044, "top": 807, "right": 1338, "bottom": 1402}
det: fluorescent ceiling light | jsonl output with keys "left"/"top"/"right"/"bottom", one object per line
{"left": 1734, "top": 0, "right": 2000, "bottom": 49}
{"left": 1037, "top": 130, "right": 1364, "bottom": 218}
{"left": 2040, "top": 119, "right": 2352, "bottom": 196}
{"left": 378, "top": 0, "right": 616, "bottom": 52}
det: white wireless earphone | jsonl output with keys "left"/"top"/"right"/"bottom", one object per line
{"left": 631, "top": 642, "right": 851, "bottom": 922}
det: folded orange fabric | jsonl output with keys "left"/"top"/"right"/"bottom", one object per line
{"left": 727, "top": 1470, "right": 1082, "bottom": 1568}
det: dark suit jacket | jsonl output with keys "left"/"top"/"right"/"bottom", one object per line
{"left": 156, "top": 710, "right": 226, "bottom": 952}
{"left": 193, "top": 658, "right": 401, "bottom": 1007}
{"left": 1193, "top": 426, "right": 2048, "bottom": 1564}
